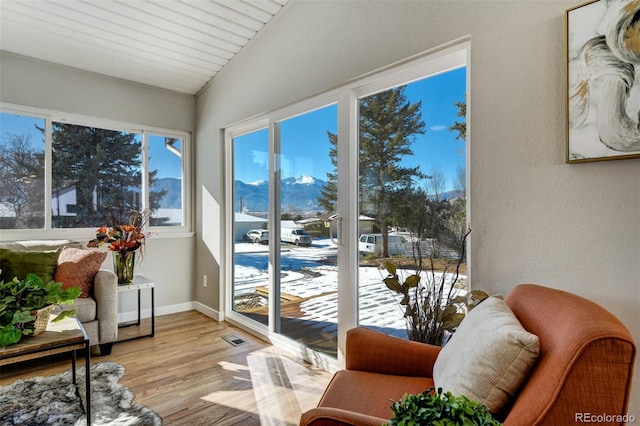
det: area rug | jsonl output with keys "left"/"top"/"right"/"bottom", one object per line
{"left": 0, "top": 362, "right": 162, "bottom": 425}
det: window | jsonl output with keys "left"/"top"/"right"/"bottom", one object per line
{"left": 0, "top": 113, "right": 45, "bottom": 229}
{"left": 148, "top": 134, "right": 185, "bottom": 227}
{"left": 0, "top": 107, "right": 189, "bottom": 232}
{"left": 51, "top": 122, "right": 142, "bottom": 228}
{"left": 356, "top": 69, "right": 468, "bottom": 336}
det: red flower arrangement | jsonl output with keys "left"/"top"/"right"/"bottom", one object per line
{"left": 89, "top": 211, "right": 151, "bottom": 261}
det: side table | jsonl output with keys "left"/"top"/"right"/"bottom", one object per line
{"left": 116, "top": 275, "right": 155, "bottom": 342}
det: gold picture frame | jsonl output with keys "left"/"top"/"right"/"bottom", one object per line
{"left": 566, "top": 0, "right": 640, "bottom": 163}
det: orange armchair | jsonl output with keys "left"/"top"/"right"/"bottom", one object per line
{"left": 301, "top": 327, "right": 440, "bottom": 426}
{"left": 300, "top": 284, "right": 636, "bottom": 426}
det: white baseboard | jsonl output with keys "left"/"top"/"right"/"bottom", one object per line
{"left": 193, "top": 301, "right": 222, "bottom": 321}
{"left": 117, "top": 301, "right": 220, "bottom": 323}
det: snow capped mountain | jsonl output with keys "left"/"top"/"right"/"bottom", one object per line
{"left": 235, "top": 176, "right": 327, "bottom": 213}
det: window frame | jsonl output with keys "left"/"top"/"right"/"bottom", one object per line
{"left": 0, "top": 102, "right": 192, "bottom": 240}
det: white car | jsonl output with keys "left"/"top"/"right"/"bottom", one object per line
{"left": 358, "top": 234, "right": 405, "bottom": 255}
{"left": 281, "top": 228, "right": 313, "bottom": 246}
{"left": 244, "top": 229, "right": 269, "bottom": 244}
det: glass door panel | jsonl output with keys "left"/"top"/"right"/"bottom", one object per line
{"left": 232, "top": 129, "right": 270, "bottom": 326}
{"left": 357, "top": 68, "right": 468, "bottom": 339}
{"left": 277, "top": 104, "right": 339, "bottom": 358}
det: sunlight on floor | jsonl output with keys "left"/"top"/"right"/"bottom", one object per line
{"left": 200, "top": 348, "right": 330, "bottom": 425}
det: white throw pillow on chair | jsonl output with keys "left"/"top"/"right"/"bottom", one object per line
{"left": 433, "top": 296, "right": 540, "bottom": 414}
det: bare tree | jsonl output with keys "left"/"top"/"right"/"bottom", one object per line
{"left": 0, "top": 134, "right": 44, "bottom": 228}
{"left": 427, "top": 167, "right": 446, "bottom": 202}
{"left": 453, "top": 165, "right": 466, "bottom": 200}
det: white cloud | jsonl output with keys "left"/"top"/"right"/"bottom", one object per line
{"left": 296, "top": 175, "right": 316, "bottom": 184}
{"left": 251, "top": 150, "right": 268, "bottom": 168}
{"left": 430, "top": 125, "right": 447, "bottom": 131}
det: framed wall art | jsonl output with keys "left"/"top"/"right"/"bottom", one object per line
{"left": 566, "top": 0, "right": 640, "bottom": 163}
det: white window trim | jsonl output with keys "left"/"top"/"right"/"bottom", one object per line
{"left": 0, "top": 102, "right": 193, "bottom": 241}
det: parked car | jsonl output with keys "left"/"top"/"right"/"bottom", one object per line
{"left": 244, "top": 229, "right": 269, "bottom": 244}
{"left": 358, "top": 234, "right": 406, "bottom": 255}
{"left": 281, "top": 228, "right": 313, "bottom": 246}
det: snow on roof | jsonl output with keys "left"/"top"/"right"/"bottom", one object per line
{"left": 235, "top": 212, "right": 268, "bottom": 223}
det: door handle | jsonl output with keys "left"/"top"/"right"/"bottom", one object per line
{"left": 330, "top": 216, "right": 342, "bottom": 246}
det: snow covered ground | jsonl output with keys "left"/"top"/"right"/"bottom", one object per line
{"left": 234, "top": 238, "right": 466, "bottom": 340}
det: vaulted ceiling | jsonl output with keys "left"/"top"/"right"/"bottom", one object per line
{"left": 0, "top": 0, "right": 290, "bottom": 95}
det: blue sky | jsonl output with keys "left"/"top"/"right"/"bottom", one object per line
{"left": 0, "top": 114, "right": 45, "bottom": 145}
{"left": 149, "top": 135, "right": 182, "bottom": 180}
{"left": 234, "top": 66, "right": 466, "bottom": 191}
{"left": 0, "top": 114, "right": 182, "bottom": 180}
{"left": 2, "top": 66, "right": 466, "bottom": 188}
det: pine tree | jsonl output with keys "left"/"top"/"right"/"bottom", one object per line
{"left": 449, "top": 98, "right": 466, "bottom": 141}
{"left": 360, "top": 87, "right": 426, "bottom": 256}
{"left": 318, "top": 86, "right": 425, "bottom": 256}
{"left": 50, "top": 123, "right": 164, "bottom": 227}
{"left": 317, "top": 132, "right": 338, "bottom": 212}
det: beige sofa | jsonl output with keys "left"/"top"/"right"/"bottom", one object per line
{"left": 0, "top": 240, "right": 118, "bottom": 355}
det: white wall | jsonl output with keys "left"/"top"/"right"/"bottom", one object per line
{"left": 0, "top": 51, "right": 194, "bottom": 131}
{"left": 0, "top": 51, "right": 197, "bottom": 317}
{"left": 196, "top": 0, "right": 639, "bottom": 412}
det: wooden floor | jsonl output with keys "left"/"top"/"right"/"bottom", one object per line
{"left": 0, "top": 311, "right": 333, "bottom": 426}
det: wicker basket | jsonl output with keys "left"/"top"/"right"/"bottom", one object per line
{"left": 30, "top": 305, "right": 56, "bottom": 336}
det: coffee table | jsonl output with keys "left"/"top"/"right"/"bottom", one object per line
{"left": 0, "top": 316, "right": 91, "bottom": 425}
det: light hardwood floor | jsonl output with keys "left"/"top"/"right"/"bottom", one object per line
{"left": 0, "top": 310, "right": 333, "bottom": 426}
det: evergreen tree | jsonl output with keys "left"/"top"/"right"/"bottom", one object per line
{"left": 358, "top": 86, "right": 426, "bottom": 257}
{"left": 449, "top": 98, "right": 466, "bottom": 141}
{"left": 319, "top": 86, "right": 425, "bottom": 256}
{"left": 317, "top": 132, "right": 338, "bottom": 212}
{"left": 448, "top": 99, "right": 467, "bottom": 233}
{"left": 51, "top": 123, "right": 165, "bottom": 227}
{"left": 318, "top": 89, "right": 467, "bottom": 259}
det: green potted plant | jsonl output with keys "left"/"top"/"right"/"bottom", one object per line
{"left": 0, "top": 273, "right": 81, "bottom": 347}
{"left": 386, "top": 387, "right": 502, "bottom": 426}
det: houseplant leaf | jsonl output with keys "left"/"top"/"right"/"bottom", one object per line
{"left": 405, "top": 274, "right": 420, "bottom": 288}
{"left": 386, "top": 387, "right": 502, "bottom": 426}
{"left": 0, "top": 274, "right": 80, "bottom": 346}
{"left": 384, "top": 276, "right": 403, "bottom": 293}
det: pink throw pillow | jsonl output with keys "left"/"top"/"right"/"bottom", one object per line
{"left": 55, "top": 247, "right": 107, "bottom": 298}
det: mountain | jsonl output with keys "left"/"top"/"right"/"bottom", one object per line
{"left": 151, "top": 177, "right": 182, "bottom": 208}
{"left": 235, "top": 175, "right": 327, "bottom": 213}
{"left": 427, "top": 189, "right": 463, "bottom": 201}
{"left": 153, "top": 176, "right": 459, "bottom": 213}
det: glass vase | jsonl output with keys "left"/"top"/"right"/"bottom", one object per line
{"left": 113, "top": 251, "right": 135, "bottom": 284}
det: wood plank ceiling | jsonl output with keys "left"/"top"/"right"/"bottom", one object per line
{"left": 0, "top": 0, "right": 289, "bottom": 95}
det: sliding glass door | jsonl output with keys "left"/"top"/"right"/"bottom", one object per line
{"left": 231, "top": 128, "right": 270, "bottom": 327}
{"left": 276, "top": 105, "right": 338, "bottom": 358}
{"left": 357, "top": 68, "right": 468, "bottom": 339}
{"left": 226, "top": 42, "right": 469, "bottom": 367}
